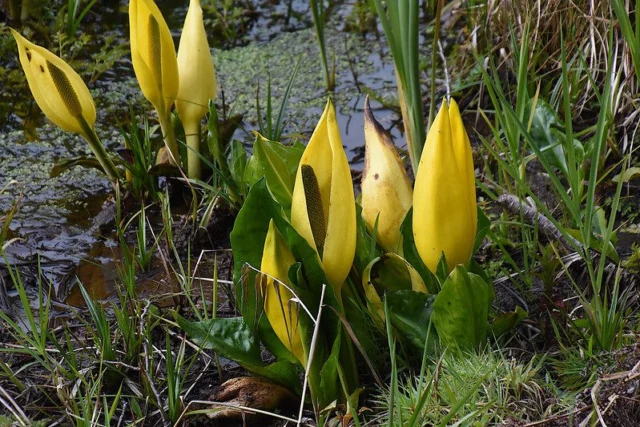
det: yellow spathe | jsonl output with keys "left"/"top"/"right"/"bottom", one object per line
{"left": 176, "top": 0, "right": 217, "bottom": 179}
{"left": 413, "top": 99, "right": 477, "bottom": 273}
{"left": 290, "top": 99, "right": 356, "bottom": 293}
{"left": 361, "top": 97, "right": 413, "bottom": 253}
{"left": 11, "top": 29, "right": 96, "bottom": 137}
{"left": 129, "top": 0, "right": 179, "bottom": 116}
{"left": 261, "top": 220, "right": 306, "bottom": 365}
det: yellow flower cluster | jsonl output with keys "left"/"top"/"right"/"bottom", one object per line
{"left": 12, "top": 0, "right": 217, "bottom": 180}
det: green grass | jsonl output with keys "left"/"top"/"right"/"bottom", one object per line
{"left": 373, "top": 350, "right": 567, "bottom": 426}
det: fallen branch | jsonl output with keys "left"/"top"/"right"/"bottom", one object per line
{"left": 496, "top": 194, "right": 583, "bottom": 252}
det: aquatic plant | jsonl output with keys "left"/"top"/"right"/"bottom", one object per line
{"left": 290, "top": 99, "right": 356, "bottom": 293}
{"left": 181, "top": 94, "right": 513, "bottom": 422}
{"left": 413, "top": 99, "right": 477, "bottom": 274}
{"left": 176, "top": 0, "right": 217, "bottom": 179}
{"left": 10, "top": 30, "right": 120, "bottom": 182}
{"left": 372, "top": 0, "right": 425, "bottom": 174}
{"left": 129, "top": 0, "right": 180, "bottom": 164}
{"left": 361, "top": 97, "right": 413, "bottom": 254}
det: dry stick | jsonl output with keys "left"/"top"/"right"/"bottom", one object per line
{"left": 298, "top": 284, "right": 326, "bottom": 426}
{"left": 590, "top": 379, "right": 608, "bottom": 427}
{"left": 523, "top": 406, "right": 591, "bottom": 427}
{"left": 182, "top": 400, "right": 298, "bottom": 423}
{"left": 496, "top": 194, "right": 583, "bottom": 252}
{"left": 0, "top": 385, "right": 28, "bottom": 427}
{"left": 437, "top": 39, "right": 451, "bottom": 103}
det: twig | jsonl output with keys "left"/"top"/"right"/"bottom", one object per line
{"left": 0, "top": 385, "right": 28, "bottom": 427}
{"left": 298, "top": 284, "right": 326, "bottom": 426}
{"left": 590, "top": 379, "right": 607, "bottom": 427}
{"left": 181, "top": 399, "right": 299, "bottom": 423}
{"left": 496, "top": 194, "right": 583, "bottom": 251}
{"left": 523, "top": 406, "right": 590, "bottom": 426}
{"left": 438, "top": 39, "right": 450, "bottom": 102}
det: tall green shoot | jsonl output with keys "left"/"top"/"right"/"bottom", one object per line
{"left": 611, "top": 0, "right": 640, "bottom": 88}
{"left": 65, "top": 0, "right": 97, "bottom": 38}
{"left": 373, "top": 0, "right": 425, "bottom": 174}
{"left": 309, "top": 0, "right": 335, "bottom": 91}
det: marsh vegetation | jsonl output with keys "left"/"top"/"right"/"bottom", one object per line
{"left": 1, "top": 0, "right": 639, "bottom": 426}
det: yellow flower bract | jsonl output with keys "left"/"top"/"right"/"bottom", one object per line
{"left": 413, "top": 99, "right": 477, "bottom": 273}
{"left": 129, "top": 0, "right": 179, "bottom": 116}
{"left": 11, "top": 29, "right": 96, "bottom": 137}
{"left": 261, "top": 220, "right": 306, "bottom": 365}
{"left": 291, "top": 100, "right": 356, "bottom": 293}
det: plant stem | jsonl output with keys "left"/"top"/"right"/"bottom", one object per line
{"left": 428, "top": 0, "right": 444, "bottom": 130}
{"left": 310, "top": 0, "right": 334, "bottom": 91}
{"left": 79, "top": 117, "right": 120, "bottom": 183}
{"left": 20, "top": 0, "right": 33, "bottom": 22}
{"left": 158, "top": 111, "right": 179, "bottom": 166}
{"left": 185, "top": 124, "right": 201, "bottom": 179}
{"left": 9, "top": 0, "right": 21, "bottom": 22}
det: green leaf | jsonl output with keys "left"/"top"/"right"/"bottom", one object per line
{"left": 50, "top": 156, "right": 106, "bottom": 177}
{"left": 244, "top": 135, "right": 304, "bottom": 211}
{"left": 230, "top": 140, "right": 247, "bottom": 191}
{"left": 472, "top": 207, "right": 491, "bottom": 255}
{"left": 432, "top": 267, "right": 491, "bottom": 350}
{"left": 566, "top": 228, "right": 619, "bottom": 263}
{"left": 353, "top": 203, "right": 380, "bottom": 276}
{"left": 385, "top": 290, "right": 437, "bottom": 351}
{"left": 317, "top": 330, "right": 341, "bottom": 408}
{"left": 230, "top": 178, "right": 343, "bottom": 364}
{"left": 526, "top": 99, "right": 584, "bottom": 177}
{"left": 176, "top": 315, "right": 301, "bottom": 394}
{"left": 365, "top": 253, "right": 427, "bottom": 293}
{"left": 489, "top": 306, "right": 528, "bottom": 338}
{"left": 400, "top": 208, "right": 438, "bottom": 293}
{"left": 612, "top": 167, "right": 640, "bottom": 183}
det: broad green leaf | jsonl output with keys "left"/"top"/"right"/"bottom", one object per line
{"left": 432, "top": 266, "right": 491, "bottom": 350}
{"left": 472, "top": 207, "right": 491, "bottom": 255}
{"left": 317, "top": 329, "right": 341, "bottom": 409}
{"left": 176, "top": 315, "right": 301, "bottom": 393}
{"left": 385, "top": 290, "right": 437, "bottom": 351}
{"left": 489, "top": 306, "right": 528, "bottom": 338}
{"left": 230, "top": 140, "right": 247, "bottom": 191}
{"left": 366, "top": 253, "right": 427, "bottom": 293}
{"left": 50, "top": 157, "right": 106, "bottom": 177}
{"left": 362, "top": 253, "right": 427, "bottom": 327}
{"left": 353, "top": 203, "right": 380, "bottom": 276}
{"left": 526, "top": 99, "right": 584, "bottom": 177}
{"left": 244, "top": 135, "right": 304, "bottom": 211}
{"left": 400, "top": 208, "right": 438, "bottom": 293}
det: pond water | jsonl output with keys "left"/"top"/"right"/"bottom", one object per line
{"left": 0, "top": 0, "right": 435, "bottom": 302}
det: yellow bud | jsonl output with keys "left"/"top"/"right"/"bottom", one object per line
{"left": 413, "top": 99, "right": 477, "bottom": 273}
{"left": 11, "top": 29, "right": 96, "bottom": 137}
{"left": 291, "top": 99, "right": 356, "bottom": 293}
{"left": 362, "top": 96, "right": 413, "bottom": 253}
{"left": 261, "top": 220, "right": 306, "bottom": 365}
{"left": 129, "top": 0, "right": 179, "bottom": 116}
{"left": 176, "top": 0, "right": 217, "bottom": 179}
